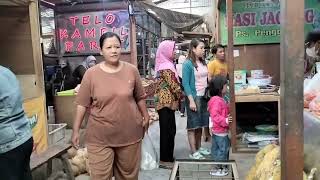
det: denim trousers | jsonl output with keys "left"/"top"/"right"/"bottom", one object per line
{"left": 211, "top": 134, "right": 230, "bottom": 161}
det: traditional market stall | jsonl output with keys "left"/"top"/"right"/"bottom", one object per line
{"left": 216, "top": 0, "right": 285, "bottom": 153}
{"left": 0, "top": 0, "right": 49, "bottom": 154}
{"left": 215, "top": 0, "right": 318, "bottom": 153}
{"left": 39, "top": 0, "right": 142, "bottom": 128}
{"left": 220, "top": 0, "right": 309, "bottom": 179}
{"left": 303, "top": 30, "right": 320, "bottom": 179}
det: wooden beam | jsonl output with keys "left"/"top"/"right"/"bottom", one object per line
{"left": 181, "top": 31, "right": 212, "bottom": 39}
{"left": 154, "top": 0, "right": 169, "bottom": 5}
{"left": 280, "top": 0, "right": 304, "bottom": 179}
{"left": 29, "top": 0, "right": 45, "bottom": 96}
{"left": 40, "top": 0, "right": 56, "bottom": 9}
{"left": 216, "top": 0, "right": 221, "bottom": 44}
{"left": 55, "top": 1, "right": 127, "bottom": 13}
{"left": 226, "top": 0, "right": 237, "bottom": 153}
{"left": 130, "top": 15, "right": 138, "bottom": 66}
{"left": 29, "top": 0, "right": 49, "bottom": 147}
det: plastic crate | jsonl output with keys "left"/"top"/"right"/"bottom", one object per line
{"left": 48, "top": 123, "right": 67, "bottom": 145}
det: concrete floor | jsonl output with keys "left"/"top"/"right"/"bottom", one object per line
{"left": 70, "top": 112, "right": 255, "bottom": 180}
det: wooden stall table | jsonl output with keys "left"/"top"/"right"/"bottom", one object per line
{"left": 30, "top": 144, "right": 74, "bottom": 180}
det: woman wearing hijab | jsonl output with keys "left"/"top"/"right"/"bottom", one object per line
{"left": 154, "top": 40, "right": 182, "bottom": 168}
{"left": 73, "top": 55, "right": 97, "bottom": 84}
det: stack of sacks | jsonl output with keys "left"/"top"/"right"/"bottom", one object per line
{"left": 246, "top": 144, "right": 313, "bottom": 180}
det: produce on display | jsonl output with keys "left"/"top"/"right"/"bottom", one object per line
{"left": 304, "top": 73, "right": 320, "bottom": 109}
{"left": 309, "top": 96, "right": 320, "bottom": 116}
{"left": 67, "top": 147, "right": 90, "bottom": 176}
{"left": 246, "top": 144, "right": 316, "bottom": 180}
{"left": 305, "top": 92, "right": 317, "bottom": 108}
{"left": 235, "top": 85, "right": 260, "bottom": 95}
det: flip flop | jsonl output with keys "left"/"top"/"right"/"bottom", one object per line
{"left": 159, "top": 162, "right": 174, "bottom": 169}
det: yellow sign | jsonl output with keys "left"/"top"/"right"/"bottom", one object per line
{"left": 23, "top": 96, "right": 48, "bottom": 154}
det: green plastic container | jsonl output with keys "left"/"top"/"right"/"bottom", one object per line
{"left": 57, "top": 89, "right": 75, "bottom": 96}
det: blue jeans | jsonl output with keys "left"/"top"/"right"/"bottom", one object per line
{"left": 211, "top": 135, "right": 230, "bottom": 161}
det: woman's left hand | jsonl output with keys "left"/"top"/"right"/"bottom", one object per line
{"left": 142, "top": 115, "right": 150, "bottom": 133}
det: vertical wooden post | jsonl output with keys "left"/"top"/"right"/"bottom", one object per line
{"left": 141, "top": 31, "right": 146, "bottom": 77}
{"left": 216, "top": 0, "right": 221, "bottom": 44}
{"left": 29, "top": 0, "right": 45, "bottom": 96}
{"left": 280, "top": 0, "right": 304, "bottom": 179}
{"left": 130, "top": 15, "right": 138, "bottom": 66}
{"left": 29, "top": 0, "right": 49, "bottom": 149}
{"left": 226, "top": 0, "right": 236, "bottom": 153}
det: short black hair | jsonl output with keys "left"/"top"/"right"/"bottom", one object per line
{"left": 99, "top": 32, "right": 121, "bottom": 49}
{"left": 208, "top": 75, "right": 228, "bottom": 97}
{"left": 211, "top": 44, "right": 224, "bottom": 54}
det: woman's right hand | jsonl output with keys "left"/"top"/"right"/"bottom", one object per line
{"left": 189, "top": 100, "right": 197, "bottom": 112}
{"left": 71, "top": 130, "right": 80, "bottom": 149}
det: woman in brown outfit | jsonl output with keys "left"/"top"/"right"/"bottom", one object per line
{"left": 71, "top": 32, "right": 150, "bottom": 180}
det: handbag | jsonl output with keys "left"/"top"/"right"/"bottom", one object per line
{"left": 203, "top": 87, "right": 211, "bottom": 102}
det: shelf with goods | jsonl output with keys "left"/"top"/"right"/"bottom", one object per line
{"left": 232, "top": 94, "right": 280, "bottom": 153}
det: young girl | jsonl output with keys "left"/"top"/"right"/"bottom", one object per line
{"left": 207, "top": 75, "right": 232, "bottom": 176}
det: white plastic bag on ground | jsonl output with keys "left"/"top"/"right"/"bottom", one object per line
{"left": 140, "top": 133, "right": 159, "bottom": 170}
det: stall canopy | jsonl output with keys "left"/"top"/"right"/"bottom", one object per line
{"left": 0, "top": 0, "right": 29, "bottom": 6}
{"left": 134, "top": 1, "right": 204, "bottom": 33}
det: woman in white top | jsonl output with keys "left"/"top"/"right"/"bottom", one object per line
{"left": 176, "top": 53, "right": 187, "bottom": 116}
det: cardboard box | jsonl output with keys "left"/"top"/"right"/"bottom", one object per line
{"left": 234, "top": 70, "right": 247, "bottom": 84}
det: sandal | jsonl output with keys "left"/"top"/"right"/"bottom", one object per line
{"left": 159, "top": 161, "right": 174, "bottom": 169}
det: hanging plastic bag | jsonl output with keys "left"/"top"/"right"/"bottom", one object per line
{"left": 304, "top": 73, "right": 320, "bottom": 108}
{"left": 140, "top": 133, "right": 159, "bottom": 170}
{"left": 309, "top": 95, "right": 320, "bottom": 116}
{"left": 305, "top": 73, "right": 320, "bottom": 93}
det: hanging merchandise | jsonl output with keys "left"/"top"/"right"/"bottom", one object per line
{"left": 304, "top": 73, "right": 320, "bottom": 108}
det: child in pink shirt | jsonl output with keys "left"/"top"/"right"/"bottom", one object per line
{"left": 207, "top": 75, "right": 232, "bottom": 176}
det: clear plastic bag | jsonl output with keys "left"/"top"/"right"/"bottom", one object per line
{"left": 305, "top": 73, "right": 320, "bottom": 93}
{"left": 309, "top": 95, "right": 320, "bottom": 116}
{"left": 140, "top": 133, "right": 159, "bottom": 170}
{"left": 304, "top": 73, "right": 320, "bottom": 108}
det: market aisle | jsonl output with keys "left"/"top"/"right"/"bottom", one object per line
{"left": 75, "top": 112, "right": 255, "bottom": 180}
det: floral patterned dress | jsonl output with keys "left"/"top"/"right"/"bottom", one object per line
{"left": 154, "top": 69, "right": 182, "bottom": 111}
